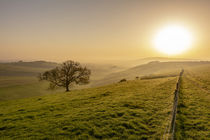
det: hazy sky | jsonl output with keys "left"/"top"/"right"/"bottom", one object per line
{"left": 0, "top": 0, "right": 209, "bottom": 62}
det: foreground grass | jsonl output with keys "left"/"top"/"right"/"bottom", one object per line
{"left": 0, "top": 77, "right": 177, "bottom": 139}
{"left": 175, "top": 66, "right": 210, "bottom": 139}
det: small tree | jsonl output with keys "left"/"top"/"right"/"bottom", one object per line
{"left": 38, "top": 60, "right": 91, "bottom": 92}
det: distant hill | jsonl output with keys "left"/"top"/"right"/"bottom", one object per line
{"left": 0, "top": 61, "right": 124, "bottom": 80}
{"left": 1, "top": 59, "right": 210, "bottom": 100}
{"left": 0, "top": 61, "right": 58, "bottom": 76}
{"left": 119, "top": 57, "right": 198, "bottom": 67}
{"left": 8, "top": 61, "right": 59, "bottom": 68}
{"left": 0, "top": 57, "right": 198, "bottom": 77}
{"left": 83, "top": 63, "right": 126, "bottom": 80}
{"left": 93, "top": 61, "right": 210, "bottom": 86}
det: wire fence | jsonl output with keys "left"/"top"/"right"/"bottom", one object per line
{"left": 162, "top": 69, "right": 184, "bottom": 140}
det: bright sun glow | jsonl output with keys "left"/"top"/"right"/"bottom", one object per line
{"left": 153, "top": 25, "right": 193, "bottom": 55}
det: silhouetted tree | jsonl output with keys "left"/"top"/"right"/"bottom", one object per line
{"left": 38, "top": 60, "right": 91, "bottom": 92}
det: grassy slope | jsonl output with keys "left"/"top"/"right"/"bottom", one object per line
{"left": 176, "top": 66, "right": 210, "bottom": 139}
{"left": 0, "top": 77, "right": 177, "bottom": 139}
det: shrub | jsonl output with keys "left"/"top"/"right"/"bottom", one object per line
{"left": 119, "top": 79, "right": 127, "bottom": 83}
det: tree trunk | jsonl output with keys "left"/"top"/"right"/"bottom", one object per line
{"left": 66, "top": 85, "right": 70, "bottom": 92}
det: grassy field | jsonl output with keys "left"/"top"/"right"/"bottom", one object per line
{"left": 0, "top": 77, "right": 177, "bottom": 139}
{"left": 175, "top": 66, "right": 210, "bottom": 139}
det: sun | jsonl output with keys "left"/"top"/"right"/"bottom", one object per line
{"left": 153, "top": 25, "right": 193, "bottom": 55}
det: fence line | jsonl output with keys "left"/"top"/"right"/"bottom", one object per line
{"left": 163, "top": 69, "right": 184, "bottom": 140}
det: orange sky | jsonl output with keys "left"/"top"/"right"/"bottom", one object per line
{"left": 0, "top": 0, "right": 209, "bottom": 62}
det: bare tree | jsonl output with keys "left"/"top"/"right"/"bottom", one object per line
{"left": 38, "top": 60, "right": 91, "bottom": 92}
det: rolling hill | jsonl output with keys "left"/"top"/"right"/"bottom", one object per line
{"left": 93, "top": 61, "right": 210, "bottom": 87}
{"left": 0, "top": 61, "right": 58, "bottom": 77}
{"left": 0, "top": 76, "right": 177, "bottom": 139}
{"left": 105, "top": 57, "right": 198, "bottom": 68}
{"left": 0, "top": 61, "right": 124, "bottom": 79}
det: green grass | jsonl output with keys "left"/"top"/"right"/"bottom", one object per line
{"left": 0, "top": 77, "right": 177, "bottom": 139}
{"left": 175, "top": 66, "right": 210, "bottom": 139}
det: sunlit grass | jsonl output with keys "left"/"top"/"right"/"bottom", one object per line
{"left": 175, "top": 66, "right": 210, "bottom": 139}
{"left": 0, "top": 77, "right": 177, "bottom": 139}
